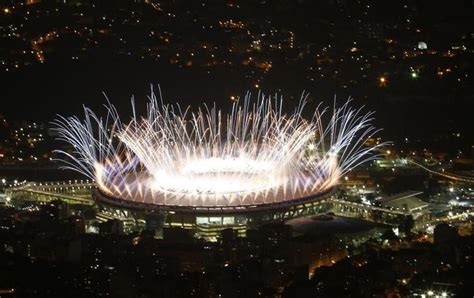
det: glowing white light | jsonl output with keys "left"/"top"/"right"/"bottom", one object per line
{"left": 52, "top": 89, "right": 386, "bottom": 207}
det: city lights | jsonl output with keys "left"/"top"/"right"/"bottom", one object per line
{"left": 1, "top": 1, "right": 473, "bottom": 296}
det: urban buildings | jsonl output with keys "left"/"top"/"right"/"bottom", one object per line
{"left": 0, "top": 0, "right": 473, "bottom": 296}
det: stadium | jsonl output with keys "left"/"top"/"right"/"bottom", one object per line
{"left": 51, "top": 90, "right": 384, "bottom": 238}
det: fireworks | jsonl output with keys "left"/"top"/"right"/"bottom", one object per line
{"left": 52, "top": 88, "right": 385, "bottom": 208}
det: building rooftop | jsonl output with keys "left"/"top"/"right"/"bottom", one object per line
{"left": 378, "top": 191, "right": 429, "bottom": 213}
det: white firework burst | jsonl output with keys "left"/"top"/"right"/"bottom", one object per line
{"left": 52, "top": 88, "right": 385, "bottom": 207}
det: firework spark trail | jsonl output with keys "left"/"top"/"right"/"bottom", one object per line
{"left": 52, "top": 89, "right": 386, "bottom": 207}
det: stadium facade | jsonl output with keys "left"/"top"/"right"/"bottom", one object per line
{"left": 6, "top": 181, "right": 335, "bottom": 239}
{"left": 93, "top": 186, "right": 335, "bottom": 238}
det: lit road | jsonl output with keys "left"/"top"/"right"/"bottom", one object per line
{"left": 409, "top": 160, "right": 474, "bottom": 183}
